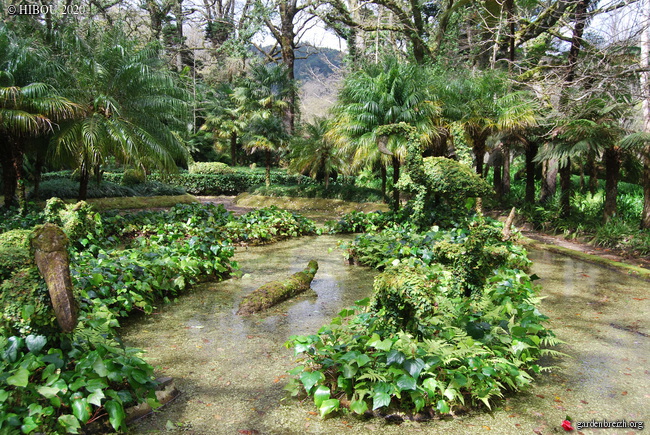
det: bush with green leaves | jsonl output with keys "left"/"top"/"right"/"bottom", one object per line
{"left": 0, "top": 201, "right": 318, "bottom": 432}
{"left": 147, "top": 168, "right": 317, "bottom": 195}
{"left": 250, "top": 183, "right": 383, "bottom": 203}
{"left": 0, "top": 332, "right": 158, "bottom": 434}
{"left": 286, "top": 216, "right": 558, "bottom": 418}
{"left": 33, "top": 176, "right": 185, "bottom": 200}
{"left": 189, "top": 161, "right": 235, "bottom": 175}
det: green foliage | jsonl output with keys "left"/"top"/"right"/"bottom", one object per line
{"left": 249, "top": 183, "right": 383, "bottom": 203}
{"left": 0, "top": 333, "right": 158, "bottom": 434}
{"left": 121, "top": 169, "right": 146, "bottom": 186}
{"left": 33, "top": 176, "right": 186, "bottom": 200}
{"left": 0, "top": 201, "right": 317, "bottom": 432}
{"left": 0, "top": 230, "right": 32, "bottom": 282}
{"left": 148, "top": 168, "right": 317, "bottom": 195}
{"left": 288, "top": 216, "right": 556, "bottom": 418}
{"left": 189, "top": 162, "right": 235, "bottom": 175}
{"left": 0, "top": 266, "right": 57, "bottom": 337}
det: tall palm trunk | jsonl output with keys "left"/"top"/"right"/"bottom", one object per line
{"left": 265, "top": 150, "right": 271, "bottom": 187}
{"left": 559, "top": 158, "right": 571, "bottom": 218}
{"left": 10, "top": 140, "right": 28, "bottom": 214}
{"left": 391, "top": 156, "right": 400, "bottom": 207}
{"left": 525, "top": 141, "right": 538, "bottom": 204}
{"left": 380, "top": 163, "right": 387, "bottom": 201}
{"left": 502, "top": 143, "right": 511, "bottom": 196}
{"left": 230, "top": 132, "right": 238, "bottom": 166}
{"left": 1, "top": 139, "right": 17, "bottom": 208}
{"left": 603, "top": 147, "right": 621, "bottom": 222}
{"left": 540, "top": 158, "right": 558, "bottom": 203}
{"left": 78, "top": 165, "right": 90, "bottom": 201}
{"left": 473, "top": 134, "right": 487, "bottom": 176}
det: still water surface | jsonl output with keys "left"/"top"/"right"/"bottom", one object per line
{"left": 123, "top": 237, "right": 649, "bottom": 434}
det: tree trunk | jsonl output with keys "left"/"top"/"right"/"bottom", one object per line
{"left": 603, "top": 147, "right": 620, "bottom": 222}
{"left": 380, "top": 163, "right": 387, "bottom": 201}
{"left": 494, "top": 161, "right": 502, "bottom": 199}
{"left": 502, "top": 142, "right": 511, "bottom": 196}
{"left": 78, "top": 165, "right": 90, "bottom": 201}
{"left": 237, "top": 260, "right": 318, "bottom": 315}
{"left": 10, "top": 140, "right": 27, "bottom": 215}
{"left": 230, "top": 132, "right": 238, "bottom": 166}
{"left": 641, "top": 0, "right": 650, "bottom": 229}
{"left": 33, "top": 146, "right": 45, "bottom": 201}
{"left": 473, "top": 134, "right": 487, "bottom": 176}
{"left": 539, "top": 158, "right": 558, "bottom": 204}
{"left": 588, "top": 152, "right": 599, "bottom": 193}
{"left": 265, "top": 150, "right": 271, "bottom": 187}
{"left": 525, "top": 141, "right": 537, "bottom": 203}
{"left": 391, "top": 155, "right": 400, "bottom": 207}
{"left": 1, "top": 140, "right": 17, "bottom": 208}
{"left": 559, "top": 158, "right": 571, "bottom": 218}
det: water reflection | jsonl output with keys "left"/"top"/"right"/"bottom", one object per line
{"left": 123, "top": 239, "right": 649, "bottom": 434}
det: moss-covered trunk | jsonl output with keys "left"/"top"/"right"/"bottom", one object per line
{"left": 237, "top": 260, "right": 318, "bottom": 315}
{"left": 30, "top": 223, "right": 78, "bottom": 332}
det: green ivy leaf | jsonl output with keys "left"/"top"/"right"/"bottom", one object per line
{"left": 20, "top": 416, "right": 39, "bottom": 434}
{"left": 72, "top": 398, "right": 91, "bottom": 424}
{"left": 37, "top": 386, "right": 60, "bottom": 399}
{"left": 0, "top": 389, "right": 9, "bottom": 402}
{"left": 105, "top": 400, "right": 126, "bottom": 432}
{"left": 386, "top": 350, "right": 405, "bottom": 366}
{"left": 57, "top": 414, "right": 80, "bottom": 434}
{"left": 342, "top": 363, "right": 357, "bottom": 379}
{"left": 372, "top": 392, "right": 391, "bottom": 410}
{"left": 7, "top": 367, "right": 29, "bottom": 387}
{"left": 436, "top": 399, "right": 450, "bottom": 414}
{"left": 313, "top": 385, "right": 330, "bottom": 407}
{"left": 396, "top": 375, "right": 417, "bottom": 391}
{"left": 25, "top": 335, "right": 47, "bottom": 354}
{"left": 350, "top": 398, "right": 368, "bottom": 415}
{"left": 85, "top": 378, "right": 108, "bottom": 392}
{"left": 87, "top": 389, "right": 105, "bottom": 407}
{"left": 403, "top": 358, "right": 425, "bottom": 378}
{"left": 300, "top": 371, "right": 323, "bottom": 393}
{"left": 318, "top": 398, "right": 339, "bottom": 417}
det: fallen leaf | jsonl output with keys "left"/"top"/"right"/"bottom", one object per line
{"left": 307, "top": 411, "right": 318, "bottom": 416}
{"left": 536, "top": 394, "right": 545, "bottom": 399}
{"left": 481, "top": 426, "right": 491, "bottom": 430}
{"left": 632, "top": 298, "right": 647, "bottom": 301}
{"left": 580, "top": 400, "right": 588, "bottom": 404}
{"left": 621, "top": 391, "right": 628, "bottom": 396}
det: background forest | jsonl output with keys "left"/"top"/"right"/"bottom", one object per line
{"left": 2, "top": 0, "right": 650, "bottom": 252}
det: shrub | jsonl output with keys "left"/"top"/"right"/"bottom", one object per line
{"left": 121, "top": 168, "right": 146, "bottom": 186}
{"left": 0, "top": 230, "right": 33, "bottom": 282}
{"left": 189, "top": 162, "right": 235, "bottom": 175}
{"left": 249, "top": 184, "right": 383, "bottom": 203}
{"left": 286, "top": 216, "right": 557, "bottom": 418}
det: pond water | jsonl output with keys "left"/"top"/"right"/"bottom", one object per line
{"left": 122, "top": 237, "right": 649, "bottom": 434}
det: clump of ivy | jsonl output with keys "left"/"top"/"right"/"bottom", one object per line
{"left": 0, "top": 200, "right": 319, "bottom": 433}
{"left": 286, "top": 215, "right": 560, "bottom": 419}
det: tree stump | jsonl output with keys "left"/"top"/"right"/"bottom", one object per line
{"left": 30, "top": 224, "right": 78, "bottom": 332}
{"left": 237, "top": 260, "right": 318, "bottom": 315}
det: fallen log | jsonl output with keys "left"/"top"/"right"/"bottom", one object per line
{"left": 237, "top": 260, "right": 318, "bottom": 315}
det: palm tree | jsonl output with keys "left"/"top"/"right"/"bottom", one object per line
{"left": 201, "top": 84, "right": 247, "bottom": 166}
{"left": 289, "top": 117, "right": 343, "bottom": 188}
{"left": 329, "top": 59, "right": 439, "bottom": 206}
{"left": 51, "top": 30, "right": 190, "bottom": 200}
{"left": 0, "top": 24, "right": 80, "bottom": 211}
{"left": 234, "top": 63, "right": 294, "bottom": 185}
{"left": 538, "top": 98, "right": 631, "bottom": 221}
{"left": 434, "top": 70, "right": 537, "bottom": 179}
{"left": 0, "top": 83, "right": 79, "bottom": 211}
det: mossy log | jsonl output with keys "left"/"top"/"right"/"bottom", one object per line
{"left": 237, "top": 260, "right": 318, "bottom": 315}
{"left": 30, "top": 224, "right": 78, "bottom": 332}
